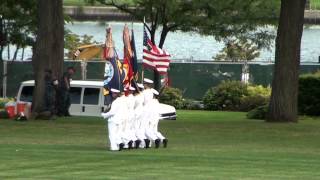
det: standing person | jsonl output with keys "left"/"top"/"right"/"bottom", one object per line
{"left": 101, "top": 88, "right": 123, "bottom": 151}
{"left": 57, "top": 66, "right": 75, "bottom": 116}
{"left": 43, "top": 69, "right": 58, "bottom": 119}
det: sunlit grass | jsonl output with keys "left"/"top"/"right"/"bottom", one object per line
{"left": 1, "top": 111, "right": 320, "bottom": 179}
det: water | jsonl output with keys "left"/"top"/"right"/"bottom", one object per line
{"left": 3, "top": 21, "right": 320, "bottom": 62}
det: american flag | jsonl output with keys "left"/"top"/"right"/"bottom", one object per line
{"left": 142, "top": 25, "right": 170, "bottom": 75}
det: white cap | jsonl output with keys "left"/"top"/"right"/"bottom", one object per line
{"left": 129, "top": 86, "right": 135, "bottom": 91}
{"left": 151, "top": 88, "right": 159, "bottom": 95}
{"left": 110, "top": 88, "right": 120, "bottom": 93}
{"left": 137, "top": 83, "right": 144, "bottom": 89}
{"left": 143, "top": 78, "right": 153, "bottom": 84}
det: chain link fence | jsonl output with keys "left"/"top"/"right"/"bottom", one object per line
{"left": 1, "top": 60, "right": 320, "bottom": 100}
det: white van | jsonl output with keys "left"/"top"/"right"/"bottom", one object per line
{"left": 16, "top": 80, "right": 177, "bottom": 120}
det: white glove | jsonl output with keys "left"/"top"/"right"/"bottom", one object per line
{"left": 101, "top": 113, "right": 110, "bottom": 119}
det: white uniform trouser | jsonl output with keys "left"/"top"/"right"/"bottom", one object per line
{"left": 146, "top": 120, "right": 165, "bottom": 141}
{"left": 154, "top": 119, "right": 165, "bottom": 140}
{"left": 135, "top": 108, "right": 146, "bottom": 139}
{"left": 124, "top": 116, "right": 138, "bottom": 142}
{"left": 108, "top": 121, "right": 122, "bottom": 151}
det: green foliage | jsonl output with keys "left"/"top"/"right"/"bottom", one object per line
{"left": 247, "top": 105, "right": 268, "bottom": 120}
{"left": 159, "top": 87, "right": 185, "bottom": 109}
{"left": 203, "top": 81, "right": 270, "bottom": 111}
{"left": 203, "top": 81, "right": 248, "bottom": 111}
{"left": 240, "top": 95, "right": 268, "bottom": 112}
{"left": 64, "top": 29, "right": 99, "bottom": 58}
{"left": 0, "top": 0, "right": 37, "bottom": 60}
{"left": 189, "top": 0, "right": 279, "bottom": 50}
{"left": 0, "top": 98, "right": 14, "bottom": 109}
{"left": 240, "top": 85, "right": 270, "bottom": 111}
{"left": 214, "top": 39, "right": 260, "bottom": 61}
{"left": 93, "top": 0, "right": 278, "bottom": 50}
{"left": 247, "top": 85, "right": 271, "bottom": 97}
{"left": 298, "top": 71, "right": 320, "bottom": 116}
{"left": 182, "top": 99, "right": 203, "bottom": 110}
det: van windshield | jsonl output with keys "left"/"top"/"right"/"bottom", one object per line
{"left": 20, "top": 86, "right": 34, "bottom": 102}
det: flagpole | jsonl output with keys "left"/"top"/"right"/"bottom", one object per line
{"left": 141, "top": 16, "right": 145, "bottom": 84}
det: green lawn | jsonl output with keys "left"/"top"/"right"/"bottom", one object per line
{"left": 311, "top": 0, "right": 320, "bottom": 9}
{"left": 1, "top": 111, "right": 320, "bottom": 179}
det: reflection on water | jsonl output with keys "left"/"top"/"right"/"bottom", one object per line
{"left": 3, "top": 21, "right": 320, "bottom": 62}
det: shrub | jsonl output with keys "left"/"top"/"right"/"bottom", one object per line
{"left": 0, "top": 98, "right": 14, "bottom": 109}
{"left": 0, "top": 110, "right": 9, "bottom": 118}
{"left": 159, "top": 87, "right": 184, "bottom": 109}
{"left": 299, "top": 71, "right": 320, "bottom": 116}
{"left": 239, "top": 95, "right": 269, "bottom": 112}
{"left": 247, "top": 85, "right": 271, "bottom": 97}
{"left": 240, "top": 85, "right": 270, "bottom": 111}
{"left": 246, "top": 105, "right": 268, "bottom": 120}
{"left": 203, "top": 81, "right": 270, "bottom": 111}
{"left": 182, "top": 99, "right": 203, "bottom": 110}
{"left": 203, "top": 81, "right": 248, "bottom": 111}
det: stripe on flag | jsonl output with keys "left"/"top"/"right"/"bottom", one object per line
{"left": 142, "top": 25, "right": 170, "bottom": 74}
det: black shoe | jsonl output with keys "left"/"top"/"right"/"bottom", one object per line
{"left": 144, "top": 139, "right": 150, "bottom": 148}
{"left": 128, "top": 141, "right": 133, "bottom": 149}
{"left": 119, "top": 143, "right": 125, "bottom": 151}
{"left": 163, "top": 139, "right": 168, "bottom": 148}
{"left": 155, "top": 139, "right": 161, "bottom": 148}
{"left": 135, "top": 140, "right": 141, "bottom": 149}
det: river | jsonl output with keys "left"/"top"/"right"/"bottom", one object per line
{"left": 3, "top": 21, "right": 320, "bottom": 62}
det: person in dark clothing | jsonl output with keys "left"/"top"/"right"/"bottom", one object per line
{"left": 43, "top": 69, "right": 59, "bottom": 119}
{"left": 57, "top": 66, "right": 75, "bottom": 116}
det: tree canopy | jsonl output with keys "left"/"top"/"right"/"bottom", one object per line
{"left": 95, "top": 0, "right": 280, "bottom": 49}
{"left": 0, "top": 0, "right": 37, "bottom": 61}
{"left": 93, "top": 0, "right": 280, "bottom": 89}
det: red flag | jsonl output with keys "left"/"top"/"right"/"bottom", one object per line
{"left": 103, "top": 27, "right": 114, "bottom": 59}
{"left": 122, "top": 25, "right": 134, "bottom": 90}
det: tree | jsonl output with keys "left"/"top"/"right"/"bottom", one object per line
{"left": 266, "top": 0, "right": 306, "bottom": 122}
{"left": 214, "top": 39, "right": 260, "bottom": 62}
{"left": 93, "top": 0, "right": 196, "bottom": 90}
{"left": 32, "top": 0, "right": 64, "bottom": 114}
{"left": 0, "top": 0, "right": 37, "bottom": 61}
{"left": 64, "top": 29, "right": 99, "bottom": 59}
{"left": 91, "top": 0, "right": 279, "bottom": 90}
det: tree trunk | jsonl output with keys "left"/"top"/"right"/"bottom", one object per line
{"left": 32, "top": 0, "right": 64, "bottom": 114}
{"left": 158, "top": 26, "right": 168, "bottom": 49}
{"left": 266, "top": 0, "right": 306, "bottom": 122}
{"left": 152, "top": 26, "right": 169, "bottom": 91}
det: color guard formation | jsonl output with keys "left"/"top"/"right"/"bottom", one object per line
{"left": 101, "top": 78, "right": 168, "bottom": 151}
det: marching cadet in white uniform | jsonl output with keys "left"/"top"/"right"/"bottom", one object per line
{"left": 150, "top": 89, "right": 168, "bottom": 148}
{"left": 142, "top": 78, "right": 154, "bottom": 148}
{"left": 119, "top": 88, "right": 132, "bottom": 149}
{"left": 124, "top": 86, "right": 138, "bottom": 149}
{"left": 115, "top": 90, "right": 128, "bottom": 150}
{"left": 101, "top": 88, "right": 123, "bottom": 151}
{"left": 133, "top": 83, "right": 146, "bottom": 148}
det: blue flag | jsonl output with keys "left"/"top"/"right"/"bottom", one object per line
{"left": 131, "top": 29, "right": 138, "bottom": 76}
{"left": 103, "top": 57, "right": 121, "bottom": 91}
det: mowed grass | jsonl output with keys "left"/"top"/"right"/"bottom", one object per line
{"left": 1, "top": 111, "right": 320, "bottom": 179}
